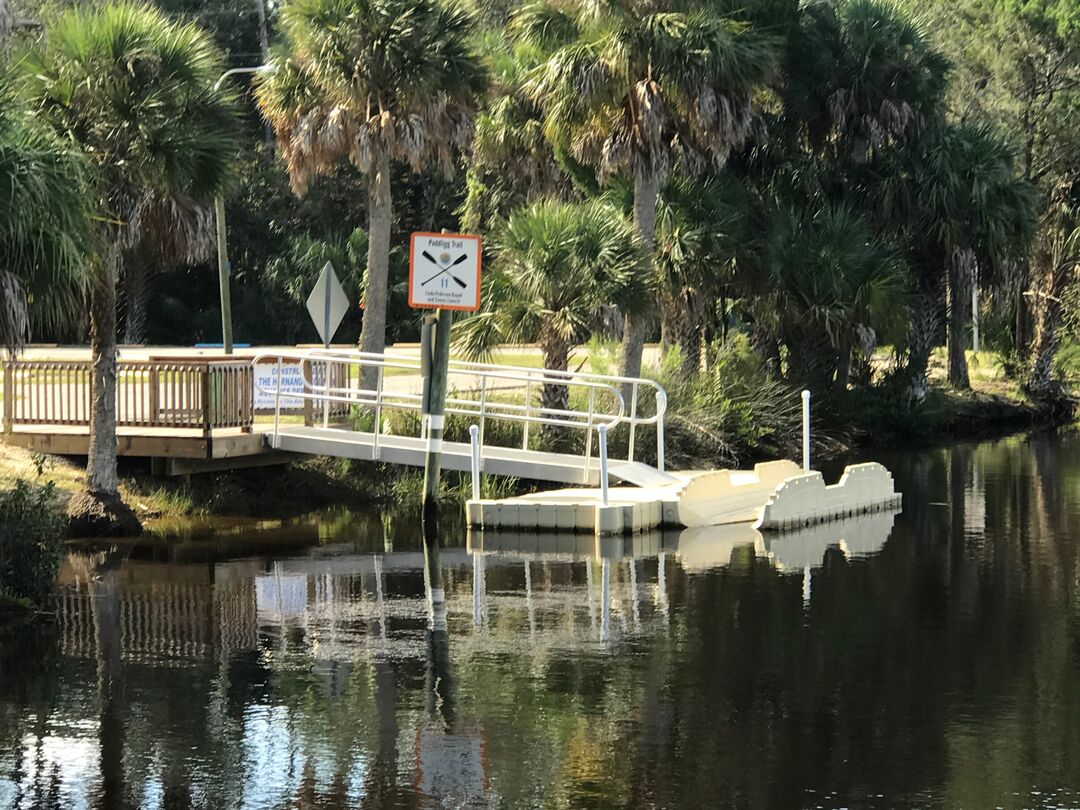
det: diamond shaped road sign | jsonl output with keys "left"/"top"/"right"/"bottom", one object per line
{"left": 306, "top": 261, "right": 350, "bottom": 347}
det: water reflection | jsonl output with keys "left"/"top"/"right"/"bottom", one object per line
{"left": 7, "top": 430, "right": 1080, "bottom": 806}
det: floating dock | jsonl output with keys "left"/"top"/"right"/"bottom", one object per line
{"left": 467, "top": 460, "right": 902, "bottom": 535}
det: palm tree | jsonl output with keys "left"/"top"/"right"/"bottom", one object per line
{"left": 455, "top": 198, "right": 649, "bottom": 417}
{"left": 785, "top": 0, "right": 949, "bottom": 169}
{"left": 263, "top": 228, "right": 368, "bottom": 313}
{"left": 460, "top": 32, "right": 574, "bottom": 232}
{"left": 894, "top": 122, "right": 1036, "bottom": 391}
{"left": 759, "top": 203, "right": 909, "bottom": 390}
{"left": 0, "top": 89, "right": 92, "bottom": 353}
{"left": 1025, "top": 187, "right": 1080, "bottom": 405}
{"left": 519, "top": 0, "right": 777, "bottom": 381}
{"left": 121, "top": 194, "right": 216, "bottom": 344}
{"left": 20, "top": 2, "right": 238, "bottom": 533}
{"left": 255, "top": 0, "right": 486, "bottom": 389}
{"left": 654, "top": 173, "right": 751, "bottom": 376}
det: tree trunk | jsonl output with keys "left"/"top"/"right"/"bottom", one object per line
{"left": 359, "top": 151, "right": 392, "bottom": 392}
{"left": 88, "top": 242, "right": 121, "bottom": 496}
{"left": 834, "top": 332, "right": 852, "bottom": 393}
{"left": 750, "top": 321, "right": 780, "bottom": 375}
{"left": 619, "top": 173, "right": 658, "bottom": 382}
{"left": 0, "top": 0, "right": 11, "bottom": 57}
{"left": 1015, "top": 289, "right": 1032, "bottom": 365}
{"left": 904, "top": 287, "right": 941, "bottom": 403}
{"left": 0, "top": 0, "right": 11, "bottom": 56}
{"left": 676, "top": 290, "right": 704, "bottom": 377}
{"left": 539, "top": 329, "right": 571, "bottom": 449}
{"left": 1026, "top": 283, "right": 1061, "bottom": 398}
{"left": 90, "top": 564, "right": 125, "bottom": 810}
{"left": 662, "top": 287, "right": 704, "bottom": 377}
{"left": 68, "top": 241, "right": 142, "bottom": 536}
{"left": 660, "top": 289, "right": 677, "bottom": 358}
{"left": 947, "top": 247, "right": 973, "bottom": 390}
{"left": 121, "top": 254, "right": 150, "bottom": 345}
{"left": 850, "top": 325, "right": 876, "bottom": 387}
{"left": 786, "top": 331, "right": 835, "bottom": 391}
{"left": 1024, "top": 226, "right": 1076, "bottom": 408}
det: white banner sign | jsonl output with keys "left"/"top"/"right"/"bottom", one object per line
{"left": 254, "top": 361, "right": 305, "bottom": 411}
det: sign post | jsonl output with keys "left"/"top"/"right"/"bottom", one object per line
{"left": 408, "top": 232, "right": 482, "bottom": 521}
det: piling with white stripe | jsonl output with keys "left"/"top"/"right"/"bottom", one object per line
{"left": 422, "top": 308, "right": 453, "bottom": 524}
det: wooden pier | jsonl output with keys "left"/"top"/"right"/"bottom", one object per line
{"left": 0, "top": 356, "right": 280, "bottom": 474}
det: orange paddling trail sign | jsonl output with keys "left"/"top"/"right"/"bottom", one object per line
{"left": 408, "top": 232, "right": 482, "bottom": 311}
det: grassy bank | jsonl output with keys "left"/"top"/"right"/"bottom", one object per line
{"left": 0, "top": 442, "right": 517, "bottom": 527}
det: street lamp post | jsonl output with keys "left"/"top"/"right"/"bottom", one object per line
{"left": 213, "top": 64, "right": 276, "bottom": 354}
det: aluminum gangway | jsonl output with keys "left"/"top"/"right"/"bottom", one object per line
{"left": 252, "top": 349, "right": 677, "bottom": 487}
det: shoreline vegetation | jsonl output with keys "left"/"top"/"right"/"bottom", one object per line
{"left": 2, "top": 0, "right": 1079, "bottom": 539}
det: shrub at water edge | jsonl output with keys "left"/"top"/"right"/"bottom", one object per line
{"left": 0, "top": 481, "right": 64, "bottom": 611}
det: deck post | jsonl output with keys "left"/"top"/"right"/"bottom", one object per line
{"left": 422, "top": 308, "right": 453, "bottom": 519}
{"left": 302, "top": 360, "right": 313, "bottom": 426}
{"left": 2, "top": 361, "right": 12, "bottom": 434}
{"left": 148, "top": 367, "right": 160, "bottom": 425}
{"left": 202, "top": 366, "right": 213, "bottom": 439}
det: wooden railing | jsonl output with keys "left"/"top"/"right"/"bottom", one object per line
{"left": 2, "top": 359, "right": 254, "bottom": 434}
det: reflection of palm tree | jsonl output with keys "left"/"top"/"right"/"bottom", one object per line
{"left": 87, "top": 557, "right": 125, "bottom": 810}
{"left": 361, "top": 661, "right": 401, "bottom": 809}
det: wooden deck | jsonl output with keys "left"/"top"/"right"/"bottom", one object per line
{"left": 0, "top": 357, "right": 305, "bottom": 474}
{"left": 4, "top": 424, "right": 270, "bottom": 458}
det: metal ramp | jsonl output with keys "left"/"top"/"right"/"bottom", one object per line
{"left": 272, "top": 425, "right": 676, "bottom": 486}
{"left": 253, "top": 349, "right": 674, "bottom": 487}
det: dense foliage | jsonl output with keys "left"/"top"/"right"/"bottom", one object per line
{"left": 0, "top": 481, "right": 64, "bottom": 610}
{"left": 4, "top": 0, "right": 1079, "bottom": 472}
{"left": 0, "top": 86, "right": 91, "bottom": 351}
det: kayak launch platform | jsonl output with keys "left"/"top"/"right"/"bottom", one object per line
{"left": 466, "top": 459, "right": 902, "bottom": 535}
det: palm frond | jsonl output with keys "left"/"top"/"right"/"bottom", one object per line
{"left": 256, "top": 0, "right": 486, "bottom": 193}
{"left": 0, "top": 87, "right": 93, "bottom": 352}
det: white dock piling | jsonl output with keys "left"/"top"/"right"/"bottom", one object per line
{"left": 801, "top": 390, "right": 811, "bottom": 471}
{"left": 598, "top": 424, "right": 610, "bottom": 507}
{"left": 469, "top": 424, "right": 481, "bottom": 501}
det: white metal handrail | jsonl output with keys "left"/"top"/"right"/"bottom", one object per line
{"left": 295, "top": 351, "right": 627, "bottom": 430}
{"left": 251, "top": 348, "right": 667, "bottom": 472}
{"left": 308, "top": 348, "right": 668, "bottom": 467}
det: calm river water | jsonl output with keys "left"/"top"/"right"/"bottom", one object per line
{"left": 3, "top": 430, "right": 1080, "bottom": 808}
